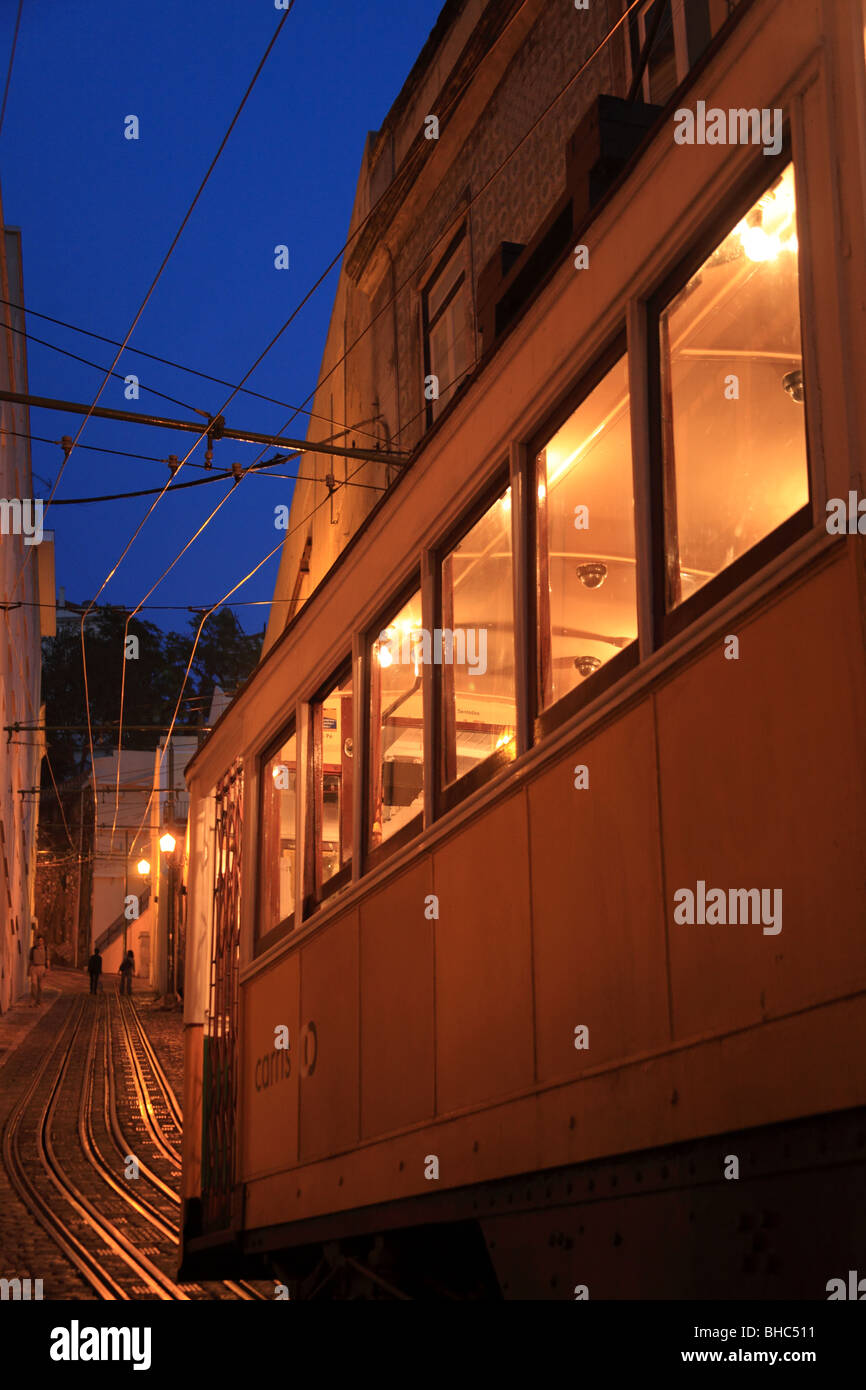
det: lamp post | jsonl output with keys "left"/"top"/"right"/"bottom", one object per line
{"left": 159, "top": 829, "right": 177, "bottom": 1000}
{"left": 123, "top": 828, "right": 129, "bottom": 960}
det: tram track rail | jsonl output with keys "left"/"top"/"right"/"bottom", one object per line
{"left": 111, "top": 991, "right": 266, "bottom": 1302}
{"left": 1, "top": 988, "right": 268, "bottom": 1301}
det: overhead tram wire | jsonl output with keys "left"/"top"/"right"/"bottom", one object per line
{"left": 86, "top": 385, "right": 392, "bottom": 840}
{"left": 0, "top": 297, "right": 385, "bottom": 447}
{"left": 0, "top": 315, "right": 210, "bottom": 418}
{"left": 0, "top": 0, "right": 24, "bottom": 141}
{"left": 8, "top": 0, "right": 297, "bottom": 614}
{"left": 0, "top": 425, "right": 386, "bottom": 492}
{"left": 70, "top": 2, "right": 297, "bottom": 842}
{"left": 0, "top": 0, "right": 74, "bottom": 858}
{"left": 103, "top": 392, "right": 392, "bottom": 836}
{"left": 123, "top": 467, "right": 368, "bottom": 864}
{"left": 14, "top": 0, "right": 533, "bottom": 648}
{"left": 278, "top": 0, "right": 646, "bottom": 453}
{"left": 89, "top": 0, "right": 643, "bottom": 841}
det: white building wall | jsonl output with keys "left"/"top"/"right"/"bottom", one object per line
{"left": 0, "top": 214, "right": 53, "bottom": 1014}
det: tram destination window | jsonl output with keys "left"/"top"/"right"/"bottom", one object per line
{"left": 259, "top": 727, "right": 297, "bottom": 937}
{"left": 422, "top": 228, "right": 472, "bottom": 428}
{"left": 536, "top": 350, "right": 638, "bottom": 718}
{"left": 309, "top": 666, "right": 353, "bottom": 905}
{"left": 440, "top": 482, "right": 516, "bottom": 802}
{"left": 369, "top": 587, "right": 424, "bottom": 855}
{"left": 656, "top": 162, "right": 809, "bottom": 617}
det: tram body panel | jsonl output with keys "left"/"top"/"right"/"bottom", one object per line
{"left": 657, "top": 552, "right": 866, "bottom": 1042}
{"left": 359, "top": 859, "right": 436, "bottom": 1139}
{"left": 432, "top": 793, "right": 535, "bottom": 1114}
{"left": 298, "top": 909, "right": 360, "bottom": 1163}
{"left": 231, "top": 550, "right": 866, "bottom": 1241}
{"left": 528, "top": 699, "right": 670, "bottom": 1084}
{"left": 240, "top": 951, "right": 300, "bottom": 1182}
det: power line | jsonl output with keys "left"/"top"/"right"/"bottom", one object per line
{"left": 10, "top": 0, "right": 298, "bottom": 615}
{"left": 292, "top": 0, "right": 646, "bottom": 453}
{"left": 0, "top": 0, "right": 24, "bottom": 141}
{"left": 0, "top": 425, "right": 385, "bottom": 489}
{"left": 29, "top": 461, "right": 387, "bottom": 506}
{"left": 79, "top": 0, "right": 643, "bottom": 841}
{"left": 0, "top": 296, "right": 386, "bottom": 447}
{"left": 123, "top": 467, "right": 354, "bottom": 859}
{"left": 0, "top": 314, "right": 208, "bottom": 417}
{"left": 0, "top": 389, "right": 401, "bottom": 465}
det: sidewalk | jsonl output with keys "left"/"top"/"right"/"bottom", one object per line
{"left": 0, "top": 967, "right": 156, "bottom": 1073}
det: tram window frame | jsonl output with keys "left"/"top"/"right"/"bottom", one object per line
{"left": 434, "top": 466, "right": 517, "bottom": 817}
{"left": 364, "top": 572, "right": 425, "bottom": 873}
{"left": 255, "top": 720, "right": 298, "bottom": 954}
{"left": 528, "top": 330, "right": 640, "bottom": 743}
{"left": 646, "top": 142, "right": 812, "bottom": 649}
{"left": 303, "top": 659, "right": 353, "bottom": 916}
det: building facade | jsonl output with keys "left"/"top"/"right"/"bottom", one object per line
{"left": 181, "top": 0, "right": 866, "bottom": 1297}
{"left": 90, "top": 736, "right": 196, "bottom": 994}
{"left": 0, "top": 191, "right": 55, "bottom": 1014}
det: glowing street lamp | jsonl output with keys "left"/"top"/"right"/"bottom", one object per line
{"left": 159, "top": 831, "right": 177, "bottom": 854}
{"left": 137, "top": 858, "right": 151, "bottom": 876}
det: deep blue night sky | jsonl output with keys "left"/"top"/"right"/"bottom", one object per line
{"left": 1, "top": 0, "right": 441, "bottom": 634}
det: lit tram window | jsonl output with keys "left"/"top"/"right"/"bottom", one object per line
{"left": 658, "top": 162, "right": 808, "bottom": 609}
{"left": 259, "top": 727, "right": 297, "bottom": 937}
{"left": 440, "top": 484, "right": 516, "bottom": 793}
{"left": 536, "top": 353, "right": 637, "bottom": 712}
{"left": 369, "top": 588, "right": 424, "bottom": 851}
{"left": 310, "top": 666, "right": 353, "bottom": 903}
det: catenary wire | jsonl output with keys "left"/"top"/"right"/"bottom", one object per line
{"left": 82, "top": 0, "right": 641, "bottom": 841}
{"left": 0, "top": 296, "right": 384, "bottom": 447}
{"left": 0, "top": 425, "right": 386, "bottom": 490}
{"left": 0, "top": 0, "right": 24, "bottom": 141}
{"left": 9, "top": 0, "right": 297, "bottom": 612}
{"left": 280, "top": 0, "right": 646, "bottom": 451}
{"left": 123, "top": 470, "right": 356, "bottom": 862}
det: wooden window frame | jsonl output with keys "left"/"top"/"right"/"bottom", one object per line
{"left": 255, "top": 719, "right": 297, "bottom": 956}
{"left": 433, "top": 466, "right": 517, "bottom": 818}
{"left": 363, "top": 571, "right": 425, "bottom": 874}
{"left": 645, "top": 141, "right": 812, "bottom": 649}
{"left": 527, "top": 330, "right": 640, "bottom": 744}
{"left": 303, "top": 659, "right": 353, "bottom": 917}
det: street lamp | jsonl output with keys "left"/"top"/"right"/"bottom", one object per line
{"left": 137, "top": 858, "right": 150, "bottom": 876}
{"left": 159, "top": 831, "right": 176, "bottom": 854}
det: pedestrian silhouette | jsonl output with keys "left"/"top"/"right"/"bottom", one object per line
{"left": 29, "top": 934, "right": 48, "bottom": 1006}
{"left": 119, "top": 949, "right": 135, "bottom": 996}
{"left": 87, "top": 948, "right": 102, "bottom": 994}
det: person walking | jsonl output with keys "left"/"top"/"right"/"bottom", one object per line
{"left": 87, "top": 947, "right": 102, "bottom": 994}
{"left": 29, "top": 934, "right": 48, "bottom": 1006}
{"left": 119, "top": 949, "right": 135, "bottom": 996}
